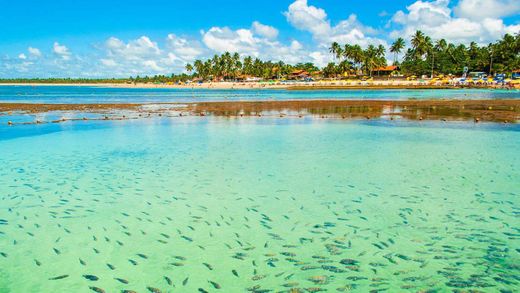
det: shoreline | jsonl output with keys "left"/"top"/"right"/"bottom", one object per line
{"left": 0, "top": 82, "right": 516, "bottom": 90}
{"left": 2, "top": 99, "right": 519, "bottom": 124}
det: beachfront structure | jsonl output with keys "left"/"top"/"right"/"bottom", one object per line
{"left": 289, "top": 70, "right": 311, "bottom": 80}
{"left": 372, "top": 65, "right": 400, "bottom": 76}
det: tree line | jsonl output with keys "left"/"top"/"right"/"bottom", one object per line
{"left": 187, "top": 52, "right": 319, "bottom": 80}
{"left": 327, "top": 31, "right": 519, "bottom": 77}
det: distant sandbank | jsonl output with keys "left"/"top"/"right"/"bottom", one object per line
{"left": 2, "top": 99, "right": 518, "bottom": 124}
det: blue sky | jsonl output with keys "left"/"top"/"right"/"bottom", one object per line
{"left": 1, "top": 0, "right": 519, "bottom": 78}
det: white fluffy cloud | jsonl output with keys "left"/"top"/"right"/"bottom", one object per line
{"left": 454, "top": 0, "right": 520, "bottom": 20}
{"left": 390, "top": 0, "right": 520, "bottom": 44}
{"left": 166, "top": 34, "right": 204, "bottom": 61}
{"left": 252, "top": 21, "right": 279, "bottom": 39}
{"left": 284, "top": 0, "right": 387, "bottom": 48}
{"left": 96, "top": 35, "right": 205, "bottom": 75}
{"left": 28, "top": 47, "right": 42, "bottom": 57}
{"left": 100, "top": 58, "right": 117, "bottom": 67}
{"left": 53, "top": 42, "right": 71, "bottom": 60}
{"left": 201, "top": 25, "right": 317, "bottom": 65}
{"left": 100, "top": 36, "right": 171, "bottom": 75}
{"left": 142, "top": 60, "right": 164, "bottom": 71}
{"left": 106, "top": 36, "right": 160, "bottom": 61}
{"left": 285, "top": 0, "right": 330, "bottom": 37}
{"left": 202, "top": 27, "right": 258, "bottom": 53}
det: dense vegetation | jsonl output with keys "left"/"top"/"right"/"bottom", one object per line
{"left": 1, "top": 31, "right": 518, "bottom": 83}
{"left": 399, "top": 31, "right": 520, "bottom": 76}
{"left": 188, "top": 52, "right": 319, "bottom": 80}
{"left": 327, "top": 31, "right": 519, "bottom": 77}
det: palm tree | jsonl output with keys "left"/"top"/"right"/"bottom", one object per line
{"left": 232, "top": 52, "right": 241, "bottom": 79}
{"left": 411, "top": 30, "right": 430, "bottom": 58}
{"left": 390, "top": 38, "right": 405, "bottom": 64}
{"left": 193, "top": 60, "right": 204, "bottom": 78}
{"left": 335, "top": 47, "right": 344, "bottom": 63}
{"left": 342, "top": 44, "right": 352, "bottom": 61}
{"left": 361, "top": 45, "right": 386, "bottom": 76}
{"left": 351, "top": 45, "right": 364, "bottom": 75}
{"left": 435, "top": 39, "right": 447, "bottom": 52}
{"left": 204, "top": 59, "right": 212, "bottom": 80}
{"left": 329, "top": 42, "right": 340, "bottom": 63}
{"left": 243, "top": 56, "right": 253, "bottom": 75}
{"left": 411, "top": 31, "right": 424, "bottom": 51}
{"left": 185, "top": 63, "right": 193, "bottom": 74}
{"left": 323, "top": 62, "right": 338, "bottom": 78}
{"left": 337, "top": 60, "right": 352, "bottom": 77}
{"left": 377, "top": 44, "right": 386, "bottom": 58}
{"left": 487, "top": 43, "right": 495, "bottom": 75}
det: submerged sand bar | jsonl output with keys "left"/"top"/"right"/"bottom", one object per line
{"left": 1, "top": 99, "right": 519, "bottom": 123}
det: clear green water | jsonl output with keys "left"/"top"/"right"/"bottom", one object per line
{"left": 0, "top": 118, "right": 519, "bottom": 293}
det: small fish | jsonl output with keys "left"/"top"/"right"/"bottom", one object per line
{"left": 114, "top": 278, "right": 129, "bottom": 284}
{"left": 372, "top": 243, "right": 384, "bottom": 250}
{"left": 53, "top": 248, "right": 61, "bottom": 255}
{"left": 83, "top": 275, "right": 99, "bottom": 281}
{"left": 48, "top": 275, "right": 69, "bottom": 280}
{"left": 340, "top": 259, "right": 359, "bottom": 265}
{"left": 34, "top": 259, "right": 41, "bottom": 266}
{"left": 89, "top": 287, "right": 105, "bottom": 293}
{"left": 208, "top": 280, "right": 221, "bottom": 289}
{"left": 232, "top": 269, "right": 239, "bottom": 277}
{"left": 164, "top": 276, "right": 173, "bottom": 286}
{"left": 252, "top": 275, "right": 266, "bottom": 281}
{"left": 181, "top": 236, "right": 193, "bottom": 242}
{"left": 147, "top": 287, "right": 162, "bottom": 293}
{"left": 202, "top": 263, "right": 213, "bottom": 270}
{"left": 183, "top": 277, "right": 189, "bottom": 286}
{"left": 79, "top": 259, "right": 86, "bottom": 266}
{"left": 107, "top": 263, "right": 115, "bottom": 270}
{"left": 198, "top": 289, "right": 209, "bottom": 293}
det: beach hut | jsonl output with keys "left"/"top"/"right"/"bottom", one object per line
{"left": 289, "top": 70, "right": 310, "bottom": 80}
{"left": 372, "top": 65, "right": 400, "bottom": 76}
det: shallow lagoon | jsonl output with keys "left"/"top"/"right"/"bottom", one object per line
{"left": 0, "top": 85, "right": 519, "bottom": 103}
{"left": 0, "top": 117, "right": 519, "bottom": 292}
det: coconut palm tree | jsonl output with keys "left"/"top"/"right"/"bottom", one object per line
{"left": 185, "top": 63, "right": 193, "bottom": 74}
{"left": 193, "top": 60, "right": 204, "bottom": 78}
{"left": 337, "top": 60, "right": 352, "bottom": 77}
{"left": 411, "top": 30, "right": 431, "bottom": 58}
{"left": 329, "top": 42, "right": 341, "bottom": 63}
{"left": 390, "top": 38, "right": 405, "bottom": 64}
{"left": 361, "top": 45, "right": 386, "bottom": 76}
{"left": 243, "top": 56, "right": 253, "bottom": 75}
{"left": 350, "top": 45, "right": 364, "bottom": 75}
{"left": 435, "top": 39, "right": 447, "bottom": 51}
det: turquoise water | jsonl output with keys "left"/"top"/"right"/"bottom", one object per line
{"left": 0, "top": 85, "right": 519, "bottom": 103}
{"left": 0, "top": 117, "right": 519, "bottom": 292}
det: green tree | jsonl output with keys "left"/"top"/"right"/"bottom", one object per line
{"left": 390, "top": 38, "right": 405, "bottom": 64}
